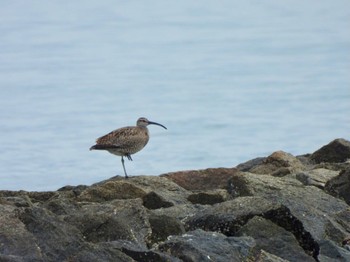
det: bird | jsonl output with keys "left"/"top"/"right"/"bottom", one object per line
{"left": 90, "top": 117, "right": 167, "bottom": 178}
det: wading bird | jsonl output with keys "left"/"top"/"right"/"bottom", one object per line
{"left": 90, "top": 117, "right": 167, "bottom": 178}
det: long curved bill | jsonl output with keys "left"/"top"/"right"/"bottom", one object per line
{"left": 148, "top": 121, "right": 167, "bottom": 130}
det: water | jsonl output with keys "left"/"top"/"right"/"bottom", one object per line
{"left": 1, "top": 1, "right": 349, "bottom": 191}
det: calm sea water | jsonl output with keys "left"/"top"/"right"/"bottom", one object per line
{"left": 1, "top": 1, "right": 349, "bottom": 191}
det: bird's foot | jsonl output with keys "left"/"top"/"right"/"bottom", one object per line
{"left": 126, "top": 154, "right": 133, "bottom": 161}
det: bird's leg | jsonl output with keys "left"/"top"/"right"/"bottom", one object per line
{"left": 121, "top": 156, "right": 128, "bottom": 179}
{"left": 126, "top": 154, "right": 133, "bottom": 161}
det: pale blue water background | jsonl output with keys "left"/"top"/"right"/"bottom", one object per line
{"left": 1, "top": 1, "right": 349, "bottom": 191}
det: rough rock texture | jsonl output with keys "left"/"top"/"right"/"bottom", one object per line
{"left": 325, "top": 167, "right": 350, "bottom": 205}
{"left": 161, "top": 168, "right": 240, "bottom": 190}
{"left": 158, "top": 229, "right": 255, "bottom": 262}
{"left": 1, "top": 138, "right": 350, "bottom": 261}
{"left": 236, "top": 216, "right": 314, "bottom": 261}
{"left": 310, "top": 138, "right": 350, "bottom": 164}
{"left": 248, "top": 151, "right": 305, "bottom": 175}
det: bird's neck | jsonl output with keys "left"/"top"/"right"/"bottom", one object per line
{"left": 138, "top": 126, "right": 149, "bottom": 133}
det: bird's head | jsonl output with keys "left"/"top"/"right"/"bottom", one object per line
{"left": 137, "top": 117, "right": 167, "bottom": 129}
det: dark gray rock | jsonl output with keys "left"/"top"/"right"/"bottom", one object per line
{"left": 17, "top": 206, "right": 95, "bottom": 261}
{"left": 0, "top": 205, "right": 43, "bottom": 261}
{"left": 310, "top": 138, "right": 350, "bottom": 163}
{"left": 158, "top": 229, "right": 255, "bottom": 262}
{"left": 318, "top": 240, "right": 350, "bottom": 262}
{"left": 187, "top": 189, "right": 229, "bottom": 205}
{"left": 185, "top": 197, "right": 283, "bottom": 235}
{"left": 185, "top": 196, "right": 318, "bottom": 259}
{"left": 253, "top": 250, "right": 290, "bottom": 262}
{"left": 64, "top": 199, "right": 151, "bottom": 246}
{"left": 102, "top": 240, "right": 181, "bottom": 262}
{"left": 227, "top": 172, "right": 350, "bottom": 242}
{"left": 325, "top": 167, "right": 350, "bottom": 205}
{"left": 142, "top": 191, "right": 174, "bottom": 209}
{"left": 148, "top": 214, "right": 185, "bottom": 245}
{"left": 236, "top": 216, "right": 314, "bottom": 261}
{"left": 236, "top": 157, "right": 266, "bottom": 171}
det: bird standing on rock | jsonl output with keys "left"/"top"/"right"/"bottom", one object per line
{"left": 90, "top": 117, "right": 167, "bottom": 178}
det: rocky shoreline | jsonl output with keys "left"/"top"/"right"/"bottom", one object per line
{"left": 1, "top": 138, "right": 350, "bottom": 261}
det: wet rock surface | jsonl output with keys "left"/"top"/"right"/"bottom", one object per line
{"left": 1, "top": 138, "right": 350, "bottom": 261}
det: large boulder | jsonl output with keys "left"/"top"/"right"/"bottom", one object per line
{"left": 310, "top": 138, "right": 350, "bottom": 163}
{"left": 161, "top": 168, "right": 239, "bottom": 190}
{"left": 325, "top": 167, "right": 350, "bottom": 205}
{"left": 227, "top": 172, "right": 350, "bottom": 244}
{"left": 236, "top": 216, "right": 314, "bottom": 261}
{"left": 158, "top": 229, "right": 255, "bottom": 262}
{"left": 185, "top": 196, "right": 318, "bottom": 260}
{"left": 248, "top": 151, "right": 305, "bottom": 175}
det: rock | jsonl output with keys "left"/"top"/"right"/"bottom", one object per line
{"left": 313, "top": 161, "right": 350, "bottom": 172}
{"left": 185, "top": 196, "right": 283, "bottom": 235}
{"left": 227, "top": 172, "right": 350, "bottom": 244}
{"left": 295, "top": 168, "right": 340, "bottom": 188}
{"left": 57, "top": 184, "right": 89, "bottom": 197}
{"left": 77, "top": 180, "right": 147, "bottom": 202}
{"left": 249, "top": 151, "right": 305, "bottom": 174}
{"left": 148, "top": 214, "right": 185, "bottom": 245}
{"left": 270, "top": 167, "right": 292, "bottom": 177}
{"left": 254, "top": 250, "right": 290, "bottom": 262}
{"left": 343, "top": 238, "right": 350, "bottom": 251}
{"left": 318, "top": 240, "right": 350, "bottom": 262}
{"left": 310, "top": 138, "right": 350, "bottom": 163}
{"left": 325, "top": 167, "right": 350, "bottom": 205}
{"left": 158, "top": 229, "right": 255, "bottom": 262}
{"left": 64, "top": 199, "right": 151, "bottom": 246}
{"left": 185, "top": 196, "right": 318, "bottom": 258}
{"left": 0, "top": 196, "right": 32, "bottom": 207}
{"left": 101, "top": 241, "right": 180, "bottom": 262}
{"left": 161, "top": 168, "right": 239, "bottom": 190}
{"left": 149, "top": 203, "right": 207, "bottom": 222}
{"left": 187, "top": 189, "right": 230, "bottom": 205}
{"left": 295, "top": 172, "right": 324, "bottom": 188}
{"left": 236, "top": 157, "right": 266, "bottom": 171}
{"left": 236, "top": 216, "right": 314, "bottom": 261}
{"left": 77, "top": 176, "right": 189, "bottom": 206}
{"left": 16, "top": 205, "right": 120, "bottom": 261}
{"left": 0, "top": 205, "right": 43, "bottom": 261}
{"left": 142, "top": 191, "right": 174, "bottom": 209}
{"left": 127, "top": 176, "right": 190, "bottom": 205}
{"left": 1, "top": 138, "right": 350, "bottom": 261}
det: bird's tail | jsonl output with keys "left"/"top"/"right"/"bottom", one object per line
{"left": 89, "top": 144, "right": 118, "bottom": 150}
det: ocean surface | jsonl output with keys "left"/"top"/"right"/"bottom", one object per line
{"left": 1, "top": 1, "right": 349, "bottom": 191}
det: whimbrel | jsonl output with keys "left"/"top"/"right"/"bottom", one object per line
{"left": 90, "top": 117, "right": 167, "bottom": 178}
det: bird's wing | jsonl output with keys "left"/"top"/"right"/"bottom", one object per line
{"left": 96, "top": 127, "right": 147, "bottom": 148}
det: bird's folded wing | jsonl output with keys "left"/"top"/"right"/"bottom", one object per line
{"left": 96, "top": 127, "right": 145, "bottom": 146}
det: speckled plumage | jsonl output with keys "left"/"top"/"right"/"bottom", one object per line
{"left": 94, "top": 126, "right": 150, "bottom": 156}
{"left": 90, "top": 117, "right": 167, "bottom": 178}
